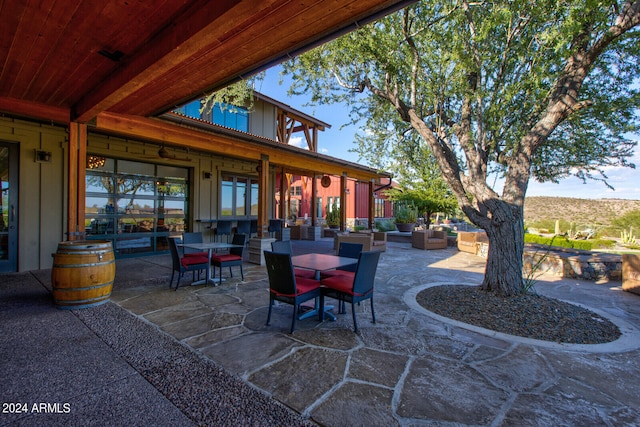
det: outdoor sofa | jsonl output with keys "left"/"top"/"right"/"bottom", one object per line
{"left": 334, "top": 231, "right": 387, "bottom": 253}
{"left": 457, "top": 231, "right": 488, "bottom": 254}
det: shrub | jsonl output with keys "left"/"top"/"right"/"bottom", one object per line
{"left": 375, "top": 219, "right": 396, "bottom": 232}
{"left": 524, "top": 234, "right": 615, "bottom": 251}
{"left": 325, "top": 204, "right": 340, "bottom": 227}
{"left": 394, "top": 205, "right": 418, "bottom": 224}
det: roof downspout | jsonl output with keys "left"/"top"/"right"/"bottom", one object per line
{"left": 374, "top": 175, "right": 393, "bottom": 193}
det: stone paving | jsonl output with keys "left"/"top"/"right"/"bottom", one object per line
{"left": 107, "top": 239, "right": 640, "bottom": 426}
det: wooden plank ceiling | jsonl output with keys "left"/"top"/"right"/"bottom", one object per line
{"left": 0, "top": 0, "right": 413, "bottom": 124}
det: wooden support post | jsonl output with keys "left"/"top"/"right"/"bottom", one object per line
{"left": 340, "top": 173, "right": 347, "bottom": 231}
{"left": 77, "top": 125, "right": 87, "bottom": 239}
{"left": 249, "top": 155, "right": 275, "bottom": 266}
{"left": 369, "top": 179, "right": 375, "bottom": 230}
{"left": 67, "top": 122, "right": 87, "bottom": 241}
{"left": 257, "top": 155, "right": 270, "bottom": 238}
{"left": 312, "top": 127, "right": 318, "bottom": 152}
{"left": 311, "top": 175, "right": 317, "bottom": 226}
{"left": 279, "top": 168, "right": 286, "bottom": 221}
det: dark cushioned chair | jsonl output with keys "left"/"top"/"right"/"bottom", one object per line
{"left": 321, "top": 251, "right": 381, "bottom": 333}
{"left": 270, "top": 240, "right": 316, "bottom": 279}
{"left": 182, "top": 232, "right": 207, "bottom": 258}
{"left": 264, "top": 250, "right": 322, "bottom": 333}
{"left": 168, "top": 237, "right": 209, "bottom": 291}
{"left": 215, "top": 220, "right": 232, "bottom": 243}
{"left": 211, "top": 233, "right": 246, "bottom": 280}
{"left": 320, "top": 242, "right": 363, "bottom": 280}
{"left": 235, "top": 220, "right": 251, "bottom": 237}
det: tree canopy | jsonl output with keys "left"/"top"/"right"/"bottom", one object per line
{"left": 383, "top": 152, "right": 458, "bottom": 224}
{"left": 282, "top": 0, "right": 640, "bottom": 295}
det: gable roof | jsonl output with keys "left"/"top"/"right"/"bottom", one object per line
{"left": 0, "top": 0, "right": 415, "bottom": 124}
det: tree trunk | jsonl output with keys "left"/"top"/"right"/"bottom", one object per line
{"left": 479, "top": 200, "right": 525, "bottom": 296}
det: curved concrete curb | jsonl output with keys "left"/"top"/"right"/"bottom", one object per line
{"left": 404, "top": 282, "right": 640, "bottom": 354}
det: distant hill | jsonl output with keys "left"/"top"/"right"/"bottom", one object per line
{"left": 524, "top": 197, "right": 640, "bottom": 229}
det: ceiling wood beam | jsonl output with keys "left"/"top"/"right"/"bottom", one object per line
{"left": 2, "top": 1, "right": 413, "bottom": 122}
{"left": 0, "top": 97, "right": 70, "bottom": 124}
{"left": 73, "top": 0, "right": 243, "bottom": 122}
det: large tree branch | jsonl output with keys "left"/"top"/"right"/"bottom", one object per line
{"left": 403, "top": 10, "right": 419, "bottom": 108}
{"left": 514, "top": 1, "right": 639, "bottom": 193}
{"left": 541, "top": 1, "right": 639, "bottom": 143}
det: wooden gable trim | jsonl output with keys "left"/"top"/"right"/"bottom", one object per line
{"left": 94, "top": 112, "right": 388, "bottom": 182}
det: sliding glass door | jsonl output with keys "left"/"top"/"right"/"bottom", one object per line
{"left": 0, "top": 141, "right": 18, "bottom": 272}
{"left": 85, "top": 156, "right": 189, "bottom": 257}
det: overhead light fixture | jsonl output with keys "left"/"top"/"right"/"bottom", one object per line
{"left": 87, "top": 155, "right": 106, "bottom": 169}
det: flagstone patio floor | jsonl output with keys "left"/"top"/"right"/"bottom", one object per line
{"left": 3, "top": 238, "right": 640, "bottom": 426}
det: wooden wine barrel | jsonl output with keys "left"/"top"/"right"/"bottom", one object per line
{"left": 51, "top": 240, "right": 116, "bottom": 309}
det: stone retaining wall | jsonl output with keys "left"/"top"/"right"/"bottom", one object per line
{"left": 523, "top": 245, "right": 622, "bottom": 282}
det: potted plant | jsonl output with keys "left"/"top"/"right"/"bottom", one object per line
{"left": 394, "top": 205, "right": 417, "bottom": 232}
{"left": 325, "top": 204, "right": 340, "bottom": 229}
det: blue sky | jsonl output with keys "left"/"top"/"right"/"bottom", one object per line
{"left": 255, "top": 66, "right": 640, "bottom": 200}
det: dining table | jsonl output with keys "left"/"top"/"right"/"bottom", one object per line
{"left": 291, "top": 253, "right": 358, "bottom": 320}
{"left": 179, "top": 241, "right": 243, "bottom": 286}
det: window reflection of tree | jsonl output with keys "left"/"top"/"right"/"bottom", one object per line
{"left": 118, "top": 177, "right": 154, "bottom": 213}
{"left": 90, "top": 176, "right": 157, "bottom": 213}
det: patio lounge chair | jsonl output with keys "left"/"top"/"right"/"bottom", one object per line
{"left": 411, "top": 229, "right": 448, "bottom": 250}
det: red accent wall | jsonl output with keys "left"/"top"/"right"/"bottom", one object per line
{"left": 277, "top": 173, "right": 393, "bottom": 220}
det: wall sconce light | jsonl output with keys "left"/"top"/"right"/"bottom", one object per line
{"left": 203, "top": 171, "right": 212, "bottom": 180}
{"left": 35, "top": 150, "right": 52, "bottom": 163}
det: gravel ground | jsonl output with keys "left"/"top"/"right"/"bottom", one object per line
{"left": 417, "top": 285, "right": 621, "bottom": 344}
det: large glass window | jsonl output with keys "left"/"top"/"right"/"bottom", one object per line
{"left": 85, "top": 156, "right": 189, "bottom": 257}
{"left": 250, "top": 181, "right": 259, "bottom": 216}
{"left": 212, "top": 104, "right": 248, "bottom": 131}
{"left": 327, "top": 197, "right": 340, "bottom": 211}
{"left": 289, "top": 186, "right": 302, "bottom": 196}
{"left": 220, "top": 174, "right": 258, "bottom": 218}
{"left": 375, "top": 197, "right": 386, "bottom": 218}
{"left": 174, "top": 100, "right": 248, "bottom": 132}
{"left": 174, "top": 100, "right": 202, "bottom": 119}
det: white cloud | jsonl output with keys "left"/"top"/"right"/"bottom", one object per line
{"left": 288, "top": 136, "right": 308, "bottom": 150}
{"left": 320, "top": 148, "right": 328, "bottom": 154}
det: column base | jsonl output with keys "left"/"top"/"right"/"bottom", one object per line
{"left": 249, "top": 237, "right": 276, "bottom": 265}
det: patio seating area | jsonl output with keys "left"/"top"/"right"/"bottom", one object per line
{"left": 334, "top": 230, "right": 387, "bottom": 252}
{"left": 3, "top": 239, "right": 640, "bottom": 426}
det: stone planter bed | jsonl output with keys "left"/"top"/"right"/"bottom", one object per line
{"left": 523, "top": 244, "right": 622, "bottom": 282}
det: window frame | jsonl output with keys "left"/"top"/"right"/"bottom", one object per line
{"left": 219, "top": 173, "right": 259, "bottom": 219}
